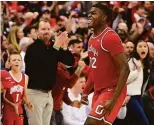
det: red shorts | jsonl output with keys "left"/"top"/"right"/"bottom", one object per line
{"left": 3, "top": 106, "right": 23, "bottom": 125}
{"left": 89, "top": 86, "right": 127, "bottom": 125}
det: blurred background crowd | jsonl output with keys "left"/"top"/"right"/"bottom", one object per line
{"left": 1, "top": 1, "right": 154, "bottom": 125}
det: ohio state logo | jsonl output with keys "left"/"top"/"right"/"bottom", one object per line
{"left": 95, "top": 105, "right": 104, "bottom": 115}
{"left": 10, "top": 85, "right": 24, "bottom": 94}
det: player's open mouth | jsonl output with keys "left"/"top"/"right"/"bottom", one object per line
{"left": 88, "top": 19, "right": 92, "bottom": 24}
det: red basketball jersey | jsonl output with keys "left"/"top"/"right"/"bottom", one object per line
{"left": 88, "top": 27, "right": 124, "bottom": 91}
{"left": 2, "top": 70, "right": 25, "bottom": 114}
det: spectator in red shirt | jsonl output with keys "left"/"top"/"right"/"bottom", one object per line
{"left": 51, "top": 60, "right": 86, "bottom": 125}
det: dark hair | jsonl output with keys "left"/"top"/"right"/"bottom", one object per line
{"left": 68, "top": 39, "right": 82, "bottom": 47}
{"left": 79, "top": 73, "right": 87, "bottom": 80}
{"left": 129, "top": 40, "right": 150, "bottom": 84}
{"left": 23, "top": 26, "right": 36, "bottom": 37}
{"left": 92, "top": 3, "right": 112, "bottom": 22}
{"left": 136, "top": 5, "right": 144, "bottom": 10}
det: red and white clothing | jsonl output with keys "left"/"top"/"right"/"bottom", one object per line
{"left": 88, "top": 27, "right": 124, "bottom": 91}
{"left": 83, "top": 27, "right": 126, "bottom": 124}
{"left": 1, "top": 70, "right": 25, "bottom": 125}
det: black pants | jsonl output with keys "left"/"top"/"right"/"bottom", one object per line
{"left": 22, "top": 105, "right": 29, "bottom": 125}
{"left": 50, "top": 110, "right": 64, "bottom": 125}
{"left": 113, "top": 117, "right": 129, "bottom": 125}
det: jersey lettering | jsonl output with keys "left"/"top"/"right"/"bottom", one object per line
{"left": 90, "top": 57, "right": 97, "bottom": 68}
{"left": 10, "top": 85, "right": 24, "bottom": 94}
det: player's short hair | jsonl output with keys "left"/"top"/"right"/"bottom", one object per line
{"left": 92, "top": 3, "right": 112, "bottom": 22}
{"left": 8, "top": 51, "right": 22, "bottom": 62}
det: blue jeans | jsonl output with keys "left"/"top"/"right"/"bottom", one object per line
{"left": 127, "top": 95, "right": 149, "bottom": 125}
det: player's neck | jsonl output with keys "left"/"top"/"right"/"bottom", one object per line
{"left": 10, "top": 69, "right": 20, "bottom": 75}
{"left": 93, "top": 24, "right": 108, "bottom": 36}
{"left": 70, "top": 88, "right": 80, "bottom": 98}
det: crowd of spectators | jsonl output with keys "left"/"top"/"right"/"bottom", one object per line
{"left": 1, "top": 1, "right": 154, "bottom": 125}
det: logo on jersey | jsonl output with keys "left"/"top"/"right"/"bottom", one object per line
{"left": 95, "top": 105, "right": 104, "bottom": 115}
{"left": 88, "top": 44, "right": 98, "bottom": 56}
{"left": 10, "top": 84, "right": 24, "bottom": 94}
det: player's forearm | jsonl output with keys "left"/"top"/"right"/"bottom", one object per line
{"left": 111, "top": 65, "right": 130, "bottom": 103}
{"left": 3, "top": 90, "right": 15, "bottom": 107}
{"left": 22, "top": 95, "right": 30, "bottom": 105}
{"left": 75, "top": 66, "right": 84, "bottom": 77}
{"left": 4, "top": 98, "right": 15, "bottom": 106}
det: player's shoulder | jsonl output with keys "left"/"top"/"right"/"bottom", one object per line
{"left": 105, "top": 29, "right": 118, "bottom": 37}
{"left": 24, "top": 73, "right": 29, "bottom": 79}
{"left": 103, "top": 29, "right": 121, "bottom": 41}
{"left": 1, "top": 70, "right": 9, "bottom": 77}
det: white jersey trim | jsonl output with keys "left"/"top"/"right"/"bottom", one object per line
{"left": 91, "top": 27, "right": 110, "bottom": 39}
{"left": 88, "top": 115, "right": 112, "bottom": 125}
{"left": 100, "top": 29, "right": 123, "bottom": 52}
{"left": 9, "top": 71, "right": 22, "bottom": 83}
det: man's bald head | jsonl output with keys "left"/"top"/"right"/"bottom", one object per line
{"left": 124, "top": 41, "right": 134, "bottom": 56}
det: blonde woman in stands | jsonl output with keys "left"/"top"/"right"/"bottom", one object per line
{"left": 8, "top": 26, "right": 24, "bottom": 53}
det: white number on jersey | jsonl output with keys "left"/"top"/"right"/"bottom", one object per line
{"left": 16, "top": 94, "right": 19, "bottom": 102}
{"left": 90, "top": 57, "right": 97, "bottom": 68}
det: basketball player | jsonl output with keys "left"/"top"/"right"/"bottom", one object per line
{"left": 1, "top": 53, "right": 33, "bottom": 125}
{"left": 81, "top": 4, "right": 130, "bottom": 125}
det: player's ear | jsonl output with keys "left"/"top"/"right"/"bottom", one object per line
{"left": 102, "top": 16, "right": 107, "bottom": 22}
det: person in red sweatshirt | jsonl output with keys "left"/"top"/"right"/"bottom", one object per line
{"left": 51, "top": 60, "right": 86, "bottom": 125}
{"left": 68, "top": 39, "right": 91, "bottom": 76}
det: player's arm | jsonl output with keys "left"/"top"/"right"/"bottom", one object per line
{"left": 3, "top": 89, "right": 14, "bottom": 106}
{"left": 82, "top": 70, "right": 93, "bottom": 95}
{"left": 3, "top": 88, "right": 19, "bottom": 115}
{"left": 1, "top": 81, "right": 4, "bottom": 93}
{"left": 102, "top": 52, "right": 130, "bottom": 116}
{"left": 22, "top": 74, "right": 34, "bottom": 110}
{"left": 112, "top": 53, "right": 130, "bottom": 102}
{"left": 59, "top": 61, "right": 85, "bottom": 88}
{"left": 67, "top": 60, "right": 86, "bottom": 87}
{"left": 102, "top": 33, "right": 130, "bottom": 115}
{"left": 81, "top": 71, "right": 93, "bottom": 105}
